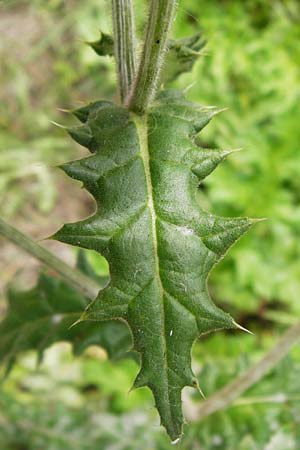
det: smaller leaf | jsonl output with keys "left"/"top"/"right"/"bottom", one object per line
{"left": 0, "top": 268, "right": 132, "bottom": 375}
{"left": 86, "top": 31, "right": 114, "bottom": 57}
{"left": 163, "top": 32, "right": 206, "bottom": 83}
{"left": 71, "top": 101, "right": 113, "bottom": 123}
{"left": 87, "top": 31, "right": 205, "bottom": 84}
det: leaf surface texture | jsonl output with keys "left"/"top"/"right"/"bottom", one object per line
{"left": 54, "top": 90, "right": 255, "bottom": 439}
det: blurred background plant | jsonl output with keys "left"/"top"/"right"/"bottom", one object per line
{"left": 0, "top": 0, "right": 300, "bottom": 449}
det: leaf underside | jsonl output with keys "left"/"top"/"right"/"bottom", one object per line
{"left": 0, "top": 270, "right": 131, "bottom": 376}
{"left": 53, "top": 90, "right": 255, "bottom": 440}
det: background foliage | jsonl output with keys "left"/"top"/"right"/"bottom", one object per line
{"left": 0, "top": 0, "right": 299, "bottom": 448}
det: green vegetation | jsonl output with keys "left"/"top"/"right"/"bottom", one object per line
{"left": 173, "top": 1, "right": 300, "bottom": 317}
{"left": 53, "top": 89, "right": 256, "bottom": 439}
{"left": 1, "top": 0, "right": 300, "bottom": 448}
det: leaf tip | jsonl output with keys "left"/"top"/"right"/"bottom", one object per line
{"left": 251, "top": 217, "right": 268, "bottom": 223}
{"left": 131, "top": 370, "right": 149, "bottom": 391}
{"left": 50, "top": 120, "right": 66, "bottom": 129}
{"left": 233, "top": 320, "right": 254, "bottom": 335}
{"left": 56, "top": 107, "right": 72, "bottom": 114}
{"left": 198, "top": 384, "right": 206, "bottom": 399}
{"left": 183, "top": 81, "right": 197, "bottom": 94}
{"left": 210, "top": 106, "right": 229, "bottom": 117}
{"left": 69, "top": 318, "right": 82, "bottom": 330}
{"left": 69, "top": 311, "right": 89, "bottom": 329}
{"left": 223, "top": 147, "right": 243, "bottom": 156}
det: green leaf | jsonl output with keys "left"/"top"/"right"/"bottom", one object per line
{"left": 86, "top": 31, "right": 114, "bottom": 57}
{"left": 87, "top": 31, "right": 205, "bottom": 84}
{"left": 0, "top": 271, "right": 131, "bottom": 375}
{"left": 53, "top": 89, "right": 256, "bottom": 440}
{"left": 163, "top": 32, "right": 206, "bottom": 83}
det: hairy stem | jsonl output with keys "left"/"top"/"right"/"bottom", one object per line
{"left": 186, "top": 322, "right": 300, "bottom": 421}
{"left": 127, "top": 0, "right": 178, "bottom": 113}
{"left": 0, "top": 218, "right": 100, "bottom": 299}
{"left": 112, "top": 0, "right": 137, "bottom": 102}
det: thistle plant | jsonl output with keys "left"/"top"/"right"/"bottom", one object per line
{"left": 1, "top": 0, "right": 299, "bottom": 444}
{"left": 52, "top": 0, "right": 256, "bottom": 440}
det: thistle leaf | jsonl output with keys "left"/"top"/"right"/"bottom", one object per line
{"left": 0, "top": 271, "right": 131, "bottom": 375}
{"left": 88, "top": 31, "right": 205, "bottom": 84}
{"left": 86, "top": 31, "right": 114, "bottom": 57}
{"left": 53, "top": 90, "right": 256, "bottom": 440}
{"left": 163, "top": 32, "right": 206, "bottom": 82}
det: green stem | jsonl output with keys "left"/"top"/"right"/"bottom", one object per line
{"left": 127, "top": 0, "right": 178, "bottom": 114}
{"left": 0, "top": 218, "right": 100, "bottom": 299}
{"left": 112, "top": 0, "right": 137, "bottom": 102}
{"left": 233, "top": 394, "right": 300, "bottom": 407}
{"left": 186, "top": 322, "right": 300, "bottom": 422}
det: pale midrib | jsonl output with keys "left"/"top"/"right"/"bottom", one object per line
{"left": 132, "top": 113, "right": 171, "bottom": 412}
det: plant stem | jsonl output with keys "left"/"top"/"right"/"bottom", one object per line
{"left": 186, "top": 322, "right": 300, "bottom": 422}
{"left": 233, "top": 394, "right": 300, "bottom": 407}
{"left": 0, "top": 218, "right": 100, "bottom": 299}
{"left": 127, "top": 0, "right": 178, "bottom": 114}
{"left": 112, "top": 0, "right": 137, "bottom": 103}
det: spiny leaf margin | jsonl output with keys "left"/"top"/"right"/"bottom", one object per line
{"left": 53, "top": 89, "right": 257, "bottom": 440}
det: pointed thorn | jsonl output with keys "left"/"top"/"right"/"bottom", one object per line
{"left": 69, "top": 315, "right": 86, "bottom": 330}
{"left": 200, "top": 49, "right": 209, "bottom": 56}
{"left": 84, "top": 38, "right": 101, "bottom": 47}
{"left": 218, "top": 148, "right": 243, "bottom": 160}
{"left": 183, "top": 81, "right": 197, "bottom": 94}
{"left": 57, "top": 107, "right": 72, "bottom": 114}
{"left": 198, "top": 385, "right": 206, "bottom": 399}
{"left": 233, "top": 320, "right": 255, "bottom": 335}
{"left": 223, "top": 147, "right": 243, "bottom": 156}
{"left": 36, "top": 236, "right": 49, "bottom": 243}
{"left": 128, "top": 384, "right": 135, "bottom": 394}
{"left": 171, "top": 438, "right": 181, "bottom": 445}
{"left": 251, "top": 217, "right": 268, "bottom": 223}
{"left": 50, "top": 120, "right": 67, "bottom": 129}
{"left": 210, "top": 106, "right": 229, "bottom": 117}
